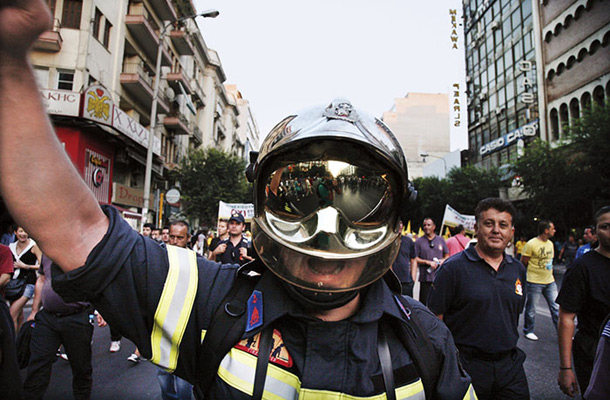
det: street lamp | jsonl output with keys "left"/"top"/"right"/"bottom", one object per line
{"left": 420, "top": 152, "right": 448, "bottom": 176}
{"left": 141, "top": 9, "right": 220, "bottom": 223}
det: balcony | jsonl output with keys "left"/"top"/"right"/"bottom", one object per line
{"left": 163, "top": 112, "right": 191, "bottom": 135}
{"left": 191, "top": 125, "right": 202, "bottom": 146}
{"left": 166, "top": 69, "right": 192, "bottom": 95}
{"left": 125, "top": 11, "right": 171, "bottom": 66}
{"left": 149, "top": 0, "right": 177, "bottom": 21}
{"left": 33, "top": 19, "right": 62, "bottom": 52}
{"left": 120, "top": 62, "right": 170, "bottom": 114}
{"left": 170, "top": 29, "right": 194, "bottom": 56}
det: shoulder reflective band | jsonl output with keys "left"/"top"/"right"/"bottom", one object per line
{"left": 218, "top": 348, "right": 426, "bottom": 400}
{"left": 151, "top": 245, "right": 199, "bottom": 372}
{"left": 462, "top": 384, "right": 478, "bottom": 400}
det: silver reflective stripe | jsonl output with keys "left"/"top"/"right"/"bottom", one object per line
{"left": 150, "top": 245, "right": 198, "bottom": 372}
{"left": 218, "top": 350, "right": 299, "bottom": 399}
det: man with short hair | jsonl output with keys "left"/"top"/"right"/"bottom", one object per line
{"left": 212, "top": 213, "right": 253, "bottom": 266}
{"left": 207, "top": 219, "right": 228, "bottom": 260}
{"left": 160, "top": 227, "right": 170, "bottom": 245}
{"left": 575, "top": 226, "right": 596, "bottom": 259}
{"left": 558, "top": 233, "right": 578, "bottom": 266}
{"left": 142, "top": 223, "right": 155, "bottom": 237}
{"left": 151, "top": 228, "right": 162, "bottom": 243}
{"left": 521, "top": 220, "right": 559, "bottom": 341}
{"left": 168, "top": 221, "right": 190, "bottom": 249}
{"left": 446, "top": 225, "right": 470, "bottom": 257}
{"left": 428, "top": 198, "right": 528, "bottom": 399}
{"left": 414, "top": 218, "right": 448, "bottom": 305}
{"left": 557, "top": 206, "right": 610, "bottom": 397}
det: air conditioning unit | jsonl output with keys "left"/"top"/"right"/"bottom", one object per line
{"left": 491, "top": 20, "right": 500, "bottom": 30}
{"left": 479, "top": 91, "right": 487, "bottom": 101}
{"left": 481, "top": 117, "right": 488, "bottom": 124}
{"left": 466, "top": 75, "right": 472, "bottom": 83}
{"left": 495, "top": 107, "right": 505, "bottom": 115}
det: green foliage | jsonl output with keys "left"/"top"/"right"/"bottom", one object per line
{"left": 170, "top": 148, "right": 251, "bottom": 226}
{"left": 511, "top": 102, "right": 610, "bottom": 232}
{"left": 405, "top": 166, "right": 502, "bottom": 229}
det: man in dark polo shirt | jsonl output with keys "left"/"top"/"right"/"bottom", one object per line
{"left": 428, "top": 198, "right": 528, "bottom": 399}
{"left": 211, "top": 212, "right": 254, "bottom": 266}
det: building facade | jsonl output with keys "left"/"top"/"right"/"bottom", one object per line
{"left": 382, "top": 93, "right": 451, "bottom": 179}
{"left": 539, "top": 0, "right": 610, "bottom": 142}
{"left": 225, "top": 84, "right": 261, "bottom": 161}
{"left": 463, "top": 0, "right": 540, "bottom": 169}
{"left": 31, "top": 0, "right": 255, "bottom": 228}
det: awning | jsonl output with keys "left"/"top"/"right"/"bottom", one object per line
{"left": 110, "top": 204, "right": 142, "bottom": 220}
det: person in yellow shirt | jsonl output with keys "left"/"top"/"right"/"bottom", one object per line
{"left": 521, "top": 220, "right": 558, "bottom": 341}
{"left": 515, "top": 236, "right": 527, "bottom": 261}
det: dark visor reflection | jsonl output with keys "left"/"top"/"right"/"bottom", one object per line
{"left": 264, "top": 161, "right": 394, "bottom": 225}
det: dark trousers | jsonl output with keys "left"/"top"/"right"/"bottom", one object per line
{"left": 0, "top": 300, "right": 24, "bottom": 399}
{"left": 109, "top": 324, "right": 122, "bottom": 342}
{"left": 23, "top": 308, "right": 94, "bottom": 400}
{"left": 419, "top": 282, "right": 432, "bottom": 305}
{"left": 401, "top": 282, "right": 414, "bottom": 297}
{"left": 458, "top": 346, "right": 529, "bottom": 400}
{"left": 573, "top": 330, "right": 597, "bottom": 394}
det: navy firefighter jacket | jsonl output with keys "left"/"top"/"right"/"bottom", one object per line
{"left": 52, "top": 206, "right": 475, "bottom": 399}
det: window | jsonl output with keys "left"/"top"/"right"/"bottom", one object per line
{"left": 62, "top": 0, "right": 82, "bottom": 29}
{"left": 103, "top": 20, "right": 112, "bottom": 48}
{"left": 57, "top": 70, "right": 74, "bottom": 90}
{"left": 93, "top": 8, "right": 102, "bottom": 39}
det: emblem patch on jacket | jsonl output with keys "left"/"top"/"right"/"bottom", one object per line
{"left": 515, "top": 278, "right": 523, "bottom": 296}
{"left": 246, "top": 290, "right": 263, "bottom": 332}
{"left": 236, "top": 329, "right": 293, "bottom": 368}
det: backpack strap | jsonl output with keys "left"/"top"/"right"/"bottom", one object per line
{"left": 193, "top": 260, "right": 265, "bottom": 400}
{"left": 389, "top": 294, "right": 441, "bottom": 400}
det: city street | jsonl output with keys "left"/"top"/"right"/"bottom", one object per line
{"left": 21, "top": 263, "right": 574, "bottom": 399}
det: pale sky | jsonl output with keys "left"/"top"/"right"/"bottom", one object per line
{"left": 193, "top": 0, "right": 467, "bottom": 149}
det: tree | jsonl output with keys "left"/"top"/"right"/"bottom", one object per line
{"left": 445, "top": 165, "right": 502, "bottom": 215}
{"left": 564, "top": 102, "right": 610, "bottom": 200}
{"left": 170, "top": 148, "right": 251, "bottom": 226}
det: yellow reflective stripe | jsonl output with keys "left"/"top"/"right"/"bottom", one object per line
{"left": 218, "top": 348, "right": 301, "bottom": 399}
{"left": 299, "top": 379, "right": 424, "bottom": 400}
{"left": 201, "top": 329, "right": 207, "bottom": 343}
{"left": 217, "top": 348, "right": 425, "bottom": 400}
{"left": 150, "top": 245, "right": 198, "bottom": 372}
{"left": 462, "top": 384, "right": 478, "bottom": 400}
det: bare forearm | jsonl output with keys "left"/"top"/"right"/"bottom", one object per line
{"left": 0, "top": 58, "right": 108, "bottom": 271}
{"left": 558, "top": 310, "right": 576, "bottom": 368}
{"left": 30, "top": 275, "right": 45, "bottom": 313}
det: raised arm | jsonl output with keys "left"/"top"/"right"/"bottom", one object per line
{"left": 0, "top": 0, "right": 108, "bottom": 271}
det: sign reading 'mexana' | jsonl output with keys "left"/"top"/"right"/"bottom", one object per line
{"left": 479, "top": 119, "right": 539, "bottom": 156}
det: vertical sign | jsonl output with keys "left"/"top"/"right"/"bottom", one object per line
{"left": 448, "top": 4, "right": 468, "bottom": 151}
{"left": 85, "top": 149, "right": 111, "bottom": 204}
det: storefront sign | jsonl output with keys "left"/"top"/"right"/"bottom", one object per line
{"left": 518, "top": 61, "right": 535, "bottom": 104}
{"left": 452, "top": 83, "right": 461, "bottom": 127}
{"left": 479, "top": 119, "right": 539, "bottom": 156}
{"left": 449, "top": 9, "right": 459, "bottom": 50}
{"left": 85, "top": 148, "right": 111, "bottom": 204}
{"left": 82, "top": 85, "right": 113, "bottom": 125}
{"left": 112, "top": 182, "right": 153, "bottom": 208}
{"left": 41, "top": 89, "right": 80, "bottom": 117}
{"left": 112, "top": 106, "right": 161, "bottom": 156}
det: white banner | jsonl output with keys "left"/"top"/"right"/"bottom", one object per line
{"left": 441, "top": 204, "right": 476, "bottom": 234}
{"left": 218, "top": 201, "right": 255, "bottom": 222}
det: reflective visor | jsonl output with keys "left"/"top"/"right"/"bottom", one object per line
{"left": 260, "top": 159, "right": 399, "bottom": 255}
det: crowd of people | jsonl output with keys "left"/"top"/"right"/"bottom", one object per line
{"left": 0, "top": 3, "right": 608, "bottom": 398}
{"left": 391, "top": 207, "right": 610, "bottom": 399}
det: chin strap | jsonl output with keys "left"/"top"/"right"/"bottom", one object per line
{"left": 282, "top": 281, "right": 360, "bottom": 310}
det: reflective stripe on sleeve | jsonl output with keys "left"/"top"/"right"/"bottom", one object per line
{"left": 150, "top": 245, "right": 198, "bottom": 372}
{"left": 462, "top": 384, "right": 478, "bottom": 400}
{"left": 217, "top": 348, "right": 425, "bottom": 400}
